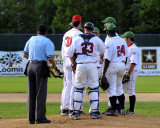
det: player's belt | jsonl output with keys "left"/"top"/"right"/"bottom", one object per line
{"left": 111, "top": 61, "right": 125, "bottom": 63}
{"left": 29, "top": 60, "right": 45, "bottom": 63}
{"left": 77, "top": 62, "right": 96, "bottom": 64}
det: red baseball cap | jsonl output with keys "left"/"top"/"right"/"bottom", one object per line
{"left": 72, "top": 15, "right": 82, "bottom": 22}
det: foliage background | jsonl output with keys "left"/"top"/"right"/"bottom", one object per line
{"left": 0, "top": 0, "right": 160, "bottom": 34}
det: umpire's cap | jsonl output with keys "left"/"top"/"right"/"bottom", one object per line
{"left": 121, "top": 31, "right": 135, "bottom": 38}
{"left": 103, "top": 24, "right": 116, "bottom": 31}
{"left": 84, "top": 22, "right": 94, "bottom": 30}
{"left": 102, "top": 17, "right": 116, "bottom": 25}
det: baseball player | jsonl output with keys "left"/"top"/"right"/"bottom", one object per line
{"left": 61, "top": 15, "right": 83, "bottom": 116}
{"left": 121, "top": 31, "right": 139, "bottom": 114}
{"left": 67, "top": 21, "right": 86, "bottom": 117}
{"left": 68, "top": 22, "right": 73, "bottom": 30}
{"left": 93, "top": 27, "right": 100, "bottom": 37}
{"left": 67, "top": 22, "right": 105, "bottom": 120}
{"left": 93, "top": 27, "right": 103, "bottom": 78}
{"left": 102, "top": 24, "right": 129, "bottom": 116}
{"left": 101, "top": 17, "right": 121, "bottom": 114}
{"left": 88, "top": 27, "right": 103, "bottom": 114}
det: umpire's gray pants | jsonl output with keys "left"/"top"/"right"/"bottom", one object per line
{"left": 27, "top": 62, "right": 48, "bottom": 122}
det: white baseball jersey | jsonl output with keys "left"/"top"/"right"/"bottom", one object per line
{"left": 61, "top": 28, "right": 83, "bottom": 60}
{"left": 61, "top": 28, "right": 83, "bottom": 112}
{"left": 104, "top": 33, "right": 119, "bottom": 43}
{"left": 125, "top": 43, "right": 139, "bottom": 70}
{"left": 67, "top": 34, "right": 105, "bottom": 63}
{"left": 104, "top": 36, "right": 129, "bottom": 62}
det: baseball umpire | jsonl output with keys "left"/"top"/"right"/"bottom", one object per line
{"left": 23, "top": 24, "right": 58, "bottom": 124}
{"left": 121, "top": 31, "right": 140, "bottom": 114}
{"left": 102, "top": 24, "right": 129, "bottom": 116}
{"left": 67, "top": 22, "right": 105, "bottom": 120}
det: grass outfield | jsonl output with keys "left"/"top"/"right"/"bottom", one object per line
{"left": 0, "top": 76, "right": 160, "bottom": 93}
{"left": 0, "top": 102, "right": 160, "bottom": 119}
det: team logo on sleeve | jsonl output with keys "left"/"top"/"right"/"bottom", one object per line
{"left": 142, "top": 49, "right": 157, "bottom": 69}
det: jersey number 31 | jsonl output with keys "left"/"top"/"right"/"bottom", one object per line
{"left": 65, "top": 37, "right": 72, "bottom": 47}
{"left": 117, "top": 45, "right": 125, "bottom": 57}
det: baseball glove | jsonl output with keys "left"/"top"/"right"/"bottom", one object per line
{"left": 72, "top": 63, "right": 76, "bottom": 73}
{"left": 99, "top": 75, "right": 109, "bottom": 91}
{"left": 122, "top": 72, "right": 130, "bottom": 84}
{"left": 50, "top": 67, "right": 63, "bottom": 79}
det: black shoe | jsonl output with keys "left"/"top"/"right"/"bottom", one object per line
{"left": 102, "top": 107, "right": 112, "bottom": 114}
{"left": 72, "top": 111, "right": 80, "bottom": 120}
{"left": 79, "top": 111, "right": 85, "bottom": 116}
{"left": 91, "top": 111, "right": 103, "bottom": 119}
{"left": 29, "top": 121, "right": 35, "bottom": 124}
{"left": 61, "top": 109, "right": 69, "bottom": 116}
{"left": 68, "top": 110, "right": 73, "bottom": 117}
{"left": 126, "top": 109, "right": 134, "bottom": 114}
{"left": 105, "top": 110, "right": 118, "bottom": 116}
{"left": 35, "top": 119, "right": 51, "bottom": 124}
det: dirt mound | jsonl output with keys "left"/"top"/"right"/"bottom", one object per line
{"left": 0, "top": 114, "right": 160, "bottom": 128}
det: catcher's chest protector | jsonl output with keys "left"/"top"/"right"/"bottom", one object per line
{"left": 79, "top": 34, "right": 95, "bottom": 55}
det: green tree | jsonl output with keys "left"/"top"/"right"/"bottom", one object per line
{"left": 131, "top": 0, "right": 160, "bottom": 33}
{"left": 0, "top": 0, "right": 39, "bottom": 34}
{"left": 51, "top": 0, "right": 122, "bottom": 34}
{"left": 36, "top": 0, "right": 57, "bottom": 33}
{"left": 120, "top": 0, "right": 142, "bottom": 33}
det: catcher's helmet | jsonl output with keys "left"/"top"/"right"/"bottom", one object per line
{"left": 84, "top": 22, "right": 94, "bottom": 30}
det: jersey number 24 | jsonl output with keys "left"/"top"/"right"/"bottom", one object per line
{"left": 117, "top": 45, "right": 125, "bottom": 57}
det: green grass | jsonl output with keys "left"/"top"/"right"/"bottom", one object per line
{"left": 0, "top": 76, "right": 160, "bottom": 93}
{"left": 0, "top": 76, "right": 63, "bottom": 93}
{"left": 135, "top": 76, "right": 160, "bottom": 93}
{"left": 0, "top": 102, "right": 160, "bottom": 119}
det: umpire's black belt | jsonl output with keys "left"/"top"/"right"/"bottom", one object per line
{"left": 29, "top": 60, "right": 46, "bottom": 63}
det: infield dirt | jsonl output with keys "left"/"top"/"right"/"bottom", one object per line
{"left": 0, "top": 93, "right": 160, "bottom": 102}
{"left": 0, "top": 114, "right": 160, "bottom": 128}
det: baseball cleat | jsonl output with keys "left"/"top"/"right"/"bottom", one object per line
{"left": 79, "top": 111, "right": 85, "bottom": 116}
{"left": 72, "top": 112, "right": 80, "bottom": 120}
{"left": 105, "top": 110, "right": 118, "bottom": 116}
{"left": 91, "top": 111, "right": 103, "bottom": 119}
{"left": 61, "top": 109, "right": 69, "bottom": 116}
{"left": 126, "top": 109, "right": 134, "bottom": 114}
{"left": 102, "top": 107, "right": 112, "bottom": 114}
{"left": 120, "top": 109, "right": 126, "bottom": 115}
{"left": 68, "top": 110, "right": 73, "bottom": 117}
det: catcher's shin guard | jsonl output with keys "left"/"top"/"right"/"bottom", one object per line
{"left": 89, "top": 87, "right": 99, "bottom": 112}
{"left": 73, "top": 87, "right": 84, "bottom": 112}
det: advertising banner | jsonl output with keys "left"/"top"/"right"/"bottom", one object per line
{"left": 0, "top": 47, "right": 160, "bottom": 76}
{"left": 138, "top": 47, "right": 160, "bottom": 76}
{"left": 0, "top": 51, "right": 28, "bottom": 76}
{"left": 0, "top": 51, "right": 63, "bottom": 76}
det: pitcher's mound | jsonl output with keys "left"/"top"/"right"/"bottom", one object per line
{"left": 0, "top": 114, "right": 160, "bottom": 128}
